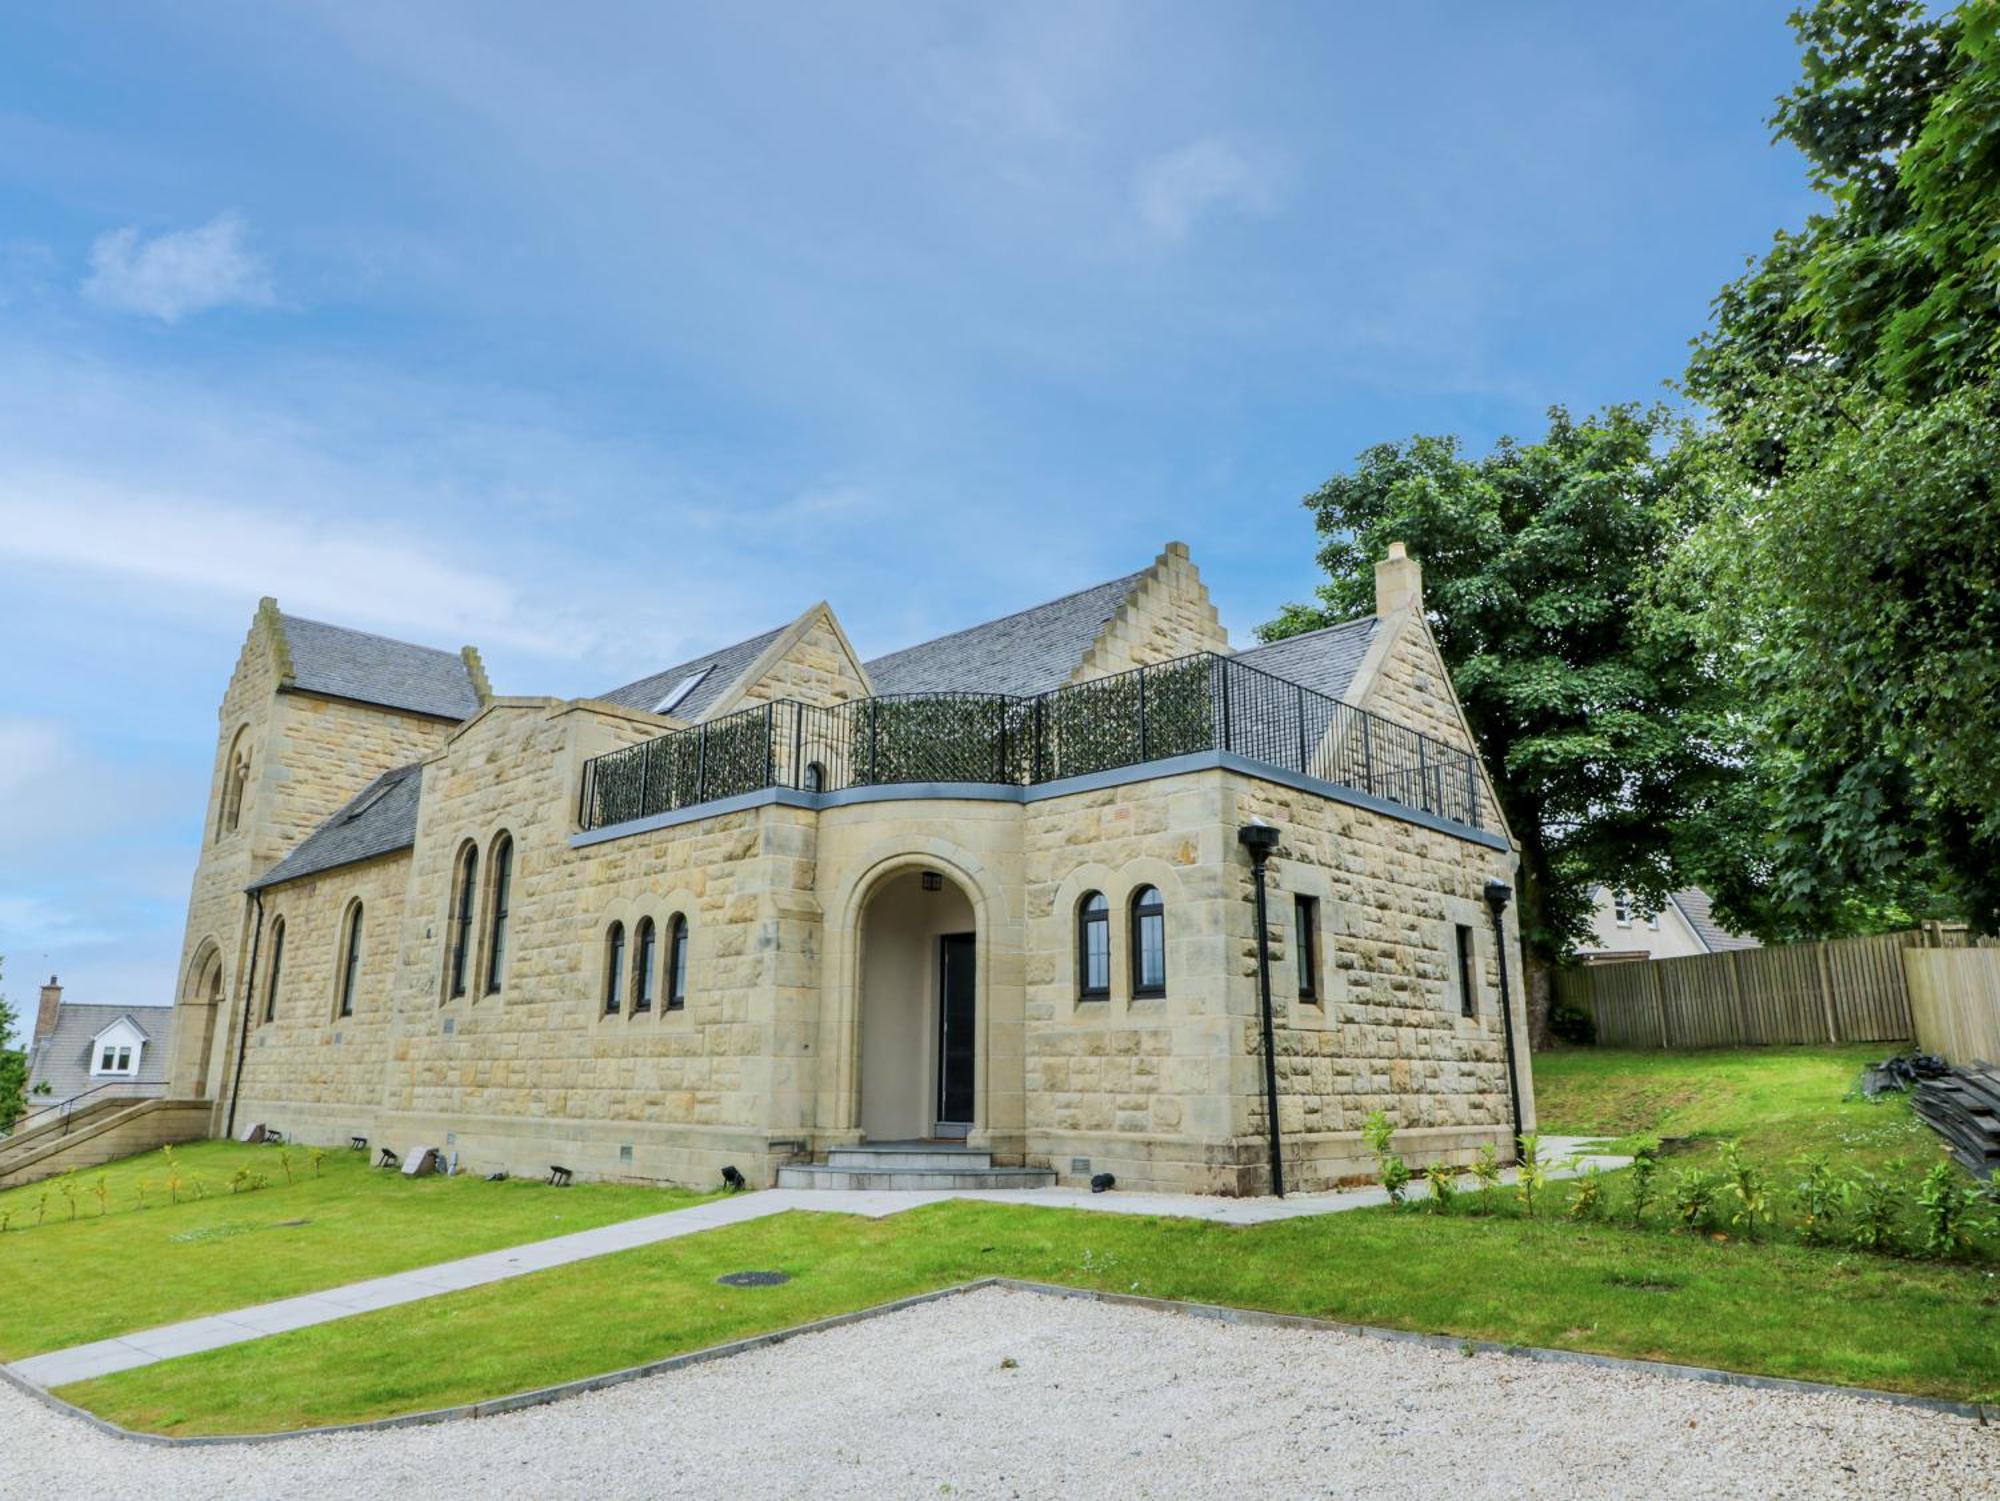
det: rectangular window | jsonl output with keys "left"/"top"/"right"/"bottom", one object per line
{"left": 1295, "top": 895, "right": 1320, "bottom": 1004}
{"left": 1456, "top": 923, "right": 1477, "bottom": 1018}
{"left": 117, "top": 1047, "right": 130, "bottom": 1071}
{"left": 1612, "top": 894, "right": 1631, "bottom": 928}
{"left": 100, "top": 1047, "right": 116, "bottom": 1072}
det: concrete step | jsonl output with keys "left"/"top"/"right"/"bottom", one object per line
{"left": 825, "top": 1146, "right": 994, "bottom": 1171}
{"left": 774, "top": 1163, "right": 1056, "bottom": 1191}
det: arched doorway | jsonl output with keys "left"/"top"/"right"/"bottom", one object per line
{"left": 858, "top": 869, "right": 977, "bottom": 1142}
{"left": 182, "top": 941, "right": 225, "bottom": 1098}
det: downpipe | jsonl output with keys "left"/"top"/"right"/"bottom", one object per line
{"left": 1483, "top": 880, "right": 1527, "bottom": 1161}
{"left": 224, "top": 891, "right": 265, "bottom": 1142}
{"left": 1239, "top": 821, "right": 1285, "bottom": 1197}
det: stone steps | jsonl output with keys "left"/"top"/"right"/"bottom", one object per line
{"left": 824, "top": 1146, "right": 994, "bottom": 1171}
{"left": 775, "top": 1155, "right": 1056, "bottom": 1192}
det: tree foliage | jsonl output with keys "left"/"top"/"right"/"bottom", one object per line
{"left": 0, "top": 958, "right": 26, "bottom": 1133}
{"left": 1684, "top": 0, "right": 2000, "bottom": 932}
{"left": 1262, "top": 405, "right": 1744, "bottom": 1022}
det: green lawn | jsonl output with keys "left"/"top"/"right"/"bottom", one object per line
{"left": 0, "top": 1140, "right": 707, "bottom": 1359}
{"left": 1533, "top": 1044, "right": 1936, "bottom": 1174}
{"left": 64, "top": 1197, "right": 2000, "bottom": 1436}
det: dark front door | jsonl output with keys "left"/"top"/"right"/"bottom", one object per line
{"left": 936, "top": 932, "right": 976, "bottom": 1129}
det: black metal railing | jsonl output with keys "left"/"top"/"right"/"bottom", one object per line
{"left": 578, "top": 652, "right": 1485, "bottom": 833}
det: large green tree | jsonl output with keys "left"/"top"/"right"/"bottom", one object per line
{"left": 1263, "top": 405, "right": 1744, "bottom": 1041}
{"left": 0, "top": 958, "right": 26, "bottom": 1133}
{"left": 1684, "top": 0, "right": 2000, "bottom": 933}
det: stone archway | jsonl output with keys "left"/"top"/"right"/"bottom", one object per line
{"left": 180, "top": 940, "right": 225, "bottom": 1098}
{"left": 857, "top": 869, "right": 977, "bottom": 1142}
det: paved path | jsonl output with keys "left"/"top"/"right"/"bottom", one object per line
{"left": 8, "top": 1137, "right": 1625, "bottom": 1391}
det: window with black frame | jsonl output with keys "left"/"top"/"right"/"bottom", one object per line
{"left": 633, "top": 917, "right": 656, "bottom": 1013}
{"left": 1295, "top": 894, "right": 1320, "bottom": 1004}
{"left": 1078, "top": 891, "right": 1110, "bottom": 1000}
{"left": 603, "top": 921, "right": 625, "bottom": 1014}
{"left": 485, "top": 834, "right": 513, "bottom": 995}
{"left": 448, "top": 844, "right": 477, "bottom": 999}
{"left": 338, "top": 902, "right": 363, "bottom": 1017}
{"left": 1456, "top": 923, "right": 1477, "bottom": 1017}
{"left": 666, "top": 914, "right": 689, "bottom": 1010}
{"left": 1130, "top": 885, "right": 1166, "bottom": 997}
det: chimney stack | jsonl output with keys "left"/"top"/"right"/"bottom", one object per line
{"left": 1374, "top": 541, "right": 1424, "bottom": 617}
{"left": 35, "top": 975, "right": 62, "bottom": 1044}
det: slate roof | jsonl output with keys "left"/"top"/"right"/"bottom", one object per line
{"left": 22, "top": 1004, "right": 173, "bottom": 1111}
{"left": 1230, "top": 616, "right": 1378, "bottom": 701}
{"left": 250, "top": 763, "right": 424, "bottom": 891}
{"left": 1669, "top": 888, "right": 1763, "bottom": 954}
{"left": 864, "top": 571, "right": 1149, "bottom": 698}
{"left": 596, "top": 624, "right": 790, "bottom": 720}
{"left": 279, "top": 614, "right": 482, "bottom": 720}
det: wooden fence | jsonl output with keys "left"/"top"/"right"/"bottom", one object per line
{"left": 1906, "top": 949, "right": 2000, "bottom": 1064}
{"left": 1556, "top": 931, "right": 1922, "bottom": 1049}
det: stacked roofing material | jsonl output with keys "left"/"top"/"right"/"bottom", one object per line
{"left": 1913, "top": 1063, "right": 2000, "bottom": 1179}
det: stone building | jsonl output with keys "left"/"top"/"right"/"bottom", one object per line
{"left": 163, "top": 541, "right": 1533, "bottom": 1195}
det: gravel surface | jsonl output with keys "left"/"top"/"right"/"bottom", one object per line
{"left": 4, "top": 1287, "right": 1995, "bottom": 1500}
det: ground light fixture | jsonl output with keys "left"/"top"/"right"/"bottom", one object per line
{"left": 721, "top": 1164, "right": 747, "bottom": 1192}
{"left": 1483, "top": 880, "right": 1528, "bottom": 1159}
{"left": 1237, "top": 819, "right": 1285, "bottom": 1198}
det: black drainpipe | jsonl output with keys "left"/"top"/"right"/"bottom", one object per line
{"left": 1238, "top": 821, "right": 1285, "bottom": 1197}
{"left": 224, "top": 890, "right": 265, "bottom": 1142}
{"left": 1483, "top": 879, "right": 1527, "bottom": 1160}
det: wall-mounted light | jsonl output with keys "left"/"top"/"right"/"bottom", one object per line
{"left": 921, "top": 871, "right": 943, "bottom": 892}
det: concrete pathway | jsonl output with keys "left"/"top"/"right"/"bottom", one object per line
{"left": 8, "top": 1136, "right": 1625, "bottom": 1391}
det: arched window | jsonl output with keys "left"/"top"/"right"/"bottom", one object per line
{"left": 1130, "top": 886, "right": 1166, "bottom": 997}
{"left": 1077, "top": 892, "right": 1110, "bottom": 1000}
{"left": 604, "top": 922, "right": 625, "bottom": 1014}
{"left": 447, "top": 844, "right": 478, "bottom": 999}
{"left": 665, "top": 914, "right": 689, "bottom": 1011}
{"left": 803, "top": 761, "right": 826, "bottom": 793}
{"left": 484, "top": 834, "right": 513, "bottom": 995}
{"left": 217, "top": 727, "right": 251, "bottom": 840}
{"left": 633, "top": 917, "right": 656, "bottom": 1013}
{"left": 338, "top": 902, "right": 364, "bottom": 1017}
{"left": 264, "top": 918, "right": 286, "bottom": 1022}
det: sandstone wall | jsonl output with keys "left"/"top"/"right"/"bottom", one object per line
{"left": 728, "top": 607, "right": 871, "bottom": 712}
{"left": 1071, "top": 542, "right": 1230, "bottom": 683}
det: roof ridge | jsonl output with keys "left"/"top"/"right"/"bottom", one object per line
{"left": 278, "top": 612, "right": 465, "bottom": 660}
{"left": 865, "top": 568, "right": 1148, "bottom": 666}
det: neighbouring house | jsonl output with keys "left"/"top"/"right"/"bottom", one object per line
{"left": 1577, "top": 886, "right": 1762, "bottom": 964}
{"left": 20, "top": 976, "right": 175, "bottom": 1117}
{"left": 161, "top": 540, "right": 1533, "bottom": 1196}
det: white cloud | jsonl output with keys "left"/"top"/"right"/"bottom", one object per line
{"left": 82, "top": 212, "right": 274, "bottom": 322}
{"left": 1133, "top": 139, "right": 1280, "bottom": 241}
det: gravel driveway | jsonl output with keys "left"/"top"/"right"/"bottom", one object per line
{"left": 4, "top": 1287, "right": 1994, "bottom": 1500}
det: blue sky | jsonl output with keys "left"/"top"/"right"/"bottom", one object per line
{"left": 0, "top": 4, "right": 1811, "bottom": 1027}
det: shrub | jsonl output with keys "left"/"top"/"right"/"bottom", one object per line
{"left": 1549, "top": 1003, "right": 1596, "bottom": 1046}
{"left": 1516, "top": 1134, "right": 1546, "bottom": 1219}
{"left": 91, "top": 1175, "right": 110, "bottom": 1218}
{"left": 1380, "top": 1155, "right": 1412, "bottom": 1206}
{"left": 279, "top": 1149, "right": 294, "bottom": 1186}
{"left": 1790, "top": 1155, "right": 1841, "bottom": 1245}
{"left": 1470, "top": 1145, "right": 1503, "bottom": 1212}
{"left": 1423, "top": 1161, "right": 1459, "bottom": 1212}
{"left": 1363, "top": 1110, "right": 1411, "bottom": 1206}
{"left": 309, "top": 1147, "right": 326, "bottom": 1178}
{"left": 1845, "top": 1168, "right": 1906, "bottom": 1254}
{"left": 229, "top": 1166, "right": 252, "bottom": 1195}
{"left": 57, "top": 1173, "right": 80, "bottom": 1222}
{"left": 1721, "top": 1142, "right": 1770, "bottom": 1239}
{"left": 32, "top": 1189, "right": 49, "bottom": 1226}
{"left": 1567, "top": 1163, "right": 1604, "bottom": 1221}
{"left": 1916, "top": 1160, "right": 1973, "bottom": 1260}
{"left": 1627, "top": 1143, "right": 1661, "bottom": 1226}
{"left": 1670, "top": 1167, "right": 1718, "bottom": 1231}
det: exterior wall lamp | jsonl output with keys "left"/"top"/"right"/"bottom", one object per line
{"left": 1483, "top": 879, "right": 1528, "bottom": 1160}
{"left": 1238, "top": 820, "right": 1285, "bottom": 1197}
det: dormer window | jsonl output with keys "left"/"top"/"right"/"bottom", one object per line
{"left": 98, "top": 1045, "right": 132, "bottom": 1074}
{"left": 88, "top": 1020, "right": 146, "bottom": 1078}
{"left": 650, "top": 667, "right": 711, "bottom": 716}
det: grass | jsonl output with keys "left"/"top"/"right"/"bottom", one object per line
{"left": 63, "top": 1197, "right": 2000, "bottom": 1436}
{"left": 0, "top": 1140, "right": 707, "bottom": 1359}
{"left": 1533, "top": 1044, "right": 1936, "bottom": 1174}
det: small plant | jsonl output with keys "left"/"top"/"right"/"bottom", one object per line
{"left": 1670, "top": 1167, "right": 1718, "bottom": 1232}
{"left": 279, "top": 1149, "right": 295, "bottom": 1186}
{"left": 1844, "top": 1168, "right": 1906, "bottom": 1254}
{"left": 57, "top": 1173, "right": 80, "bottom": 1222}
{"left": 309, "top": 1147, "right": 326, "bottom": 1178}
{"left": 133, "top": 1178, "right": 151, "bottom": 1211}
{"left": 1721, "top": 1142, "right": 1769, "bottom": 1239}
{"left": 1363, "top": 1110, "right": 1411, "bottom": 1206}
{"left": 230, "top": 1166, "right": 253, "bottom": 1195}
{"left": 162, "top": 1145, "right": 185, "bottom": 1205}
{"left": 1627, "top": 1144, "right": 1660, "bottom": 1225}
{"left": 1916, "top": 1160, "right": 1973, "bottom": 1260}
{"left": 1515, "top": 1134, "right": 1546, "bottom": 1219}
{"left": 32, "top": 1188, "right": 50, "bottom": 1226}
{"left": 191, "top": 1174, "right": 210, "bottom": 1200}
{"left": 1790, "top": 1155, "right": 1841, "bottom": 1245}
{"left": 1566, "top": 1162, "right": 1603, "bottom": 1221}
{"left": 0, "top": 1209, "right": 12, "bottom": 1233}
{"left": 91, "top": 1174, "right": 110, "bottom": 1218}
{"left": 1423, "top": 1160, "right": 1459, "bottom": 1212}
{"left": 1470, "top": 1144, "right": 1503, "bottom": 1212}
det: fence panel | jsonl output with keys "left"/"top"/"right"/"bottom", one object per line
{"left": 1905, "top": 949, "right": 2000, "bottom": 1064}
{"left": 1567, "top": 931, "right": 1921, "bottom": 1049}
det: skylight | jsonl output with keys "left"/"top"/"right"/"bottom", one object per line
{"left": 651, "top": 667, "right": 711, "bottom": 715}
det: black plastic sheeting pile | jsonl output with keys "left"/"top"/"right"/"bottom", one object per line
{"left": 1858, "top": 1051, "right": 1949, "bottom": 1097}
{"left": 1911, "top": 1063, "right": 2000, "bottom": 1180}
